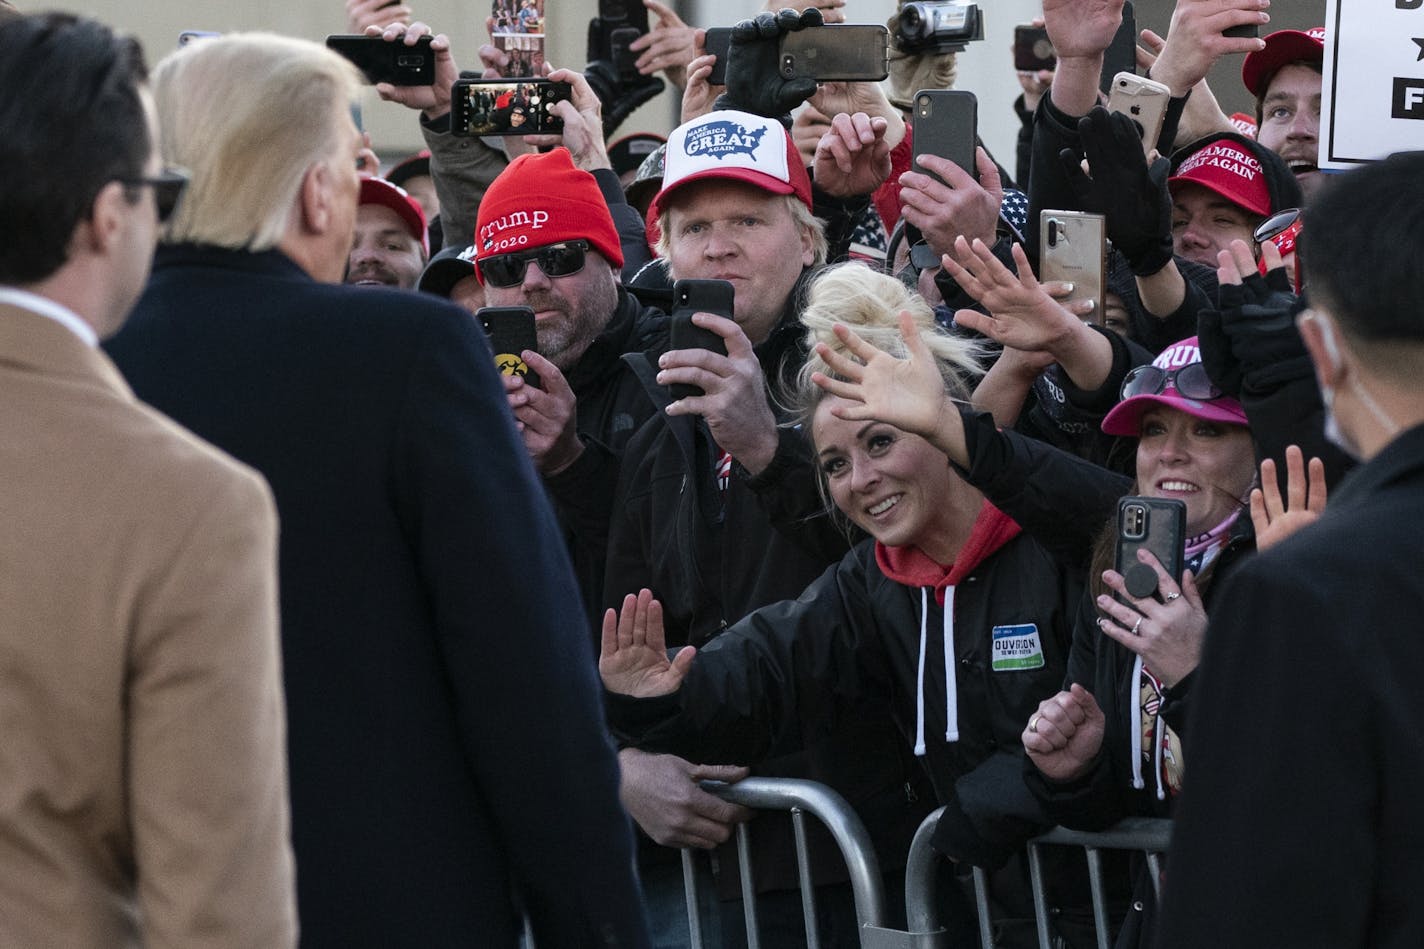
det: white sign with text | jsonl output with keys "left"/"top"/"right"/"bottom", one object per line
{"left": 1321, "top": 0, "right": 1424, "bottom": 169}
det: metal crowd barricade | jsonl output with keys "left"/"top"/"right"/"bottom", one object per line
{"left": 689, "top": 778, "right": 1173, "bottom": 949}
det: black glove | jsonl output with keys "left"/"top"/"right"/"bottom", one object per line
{"left": 713, "top": 8, "right": 821, "bottom": 127}
{"left": 584, "top": 59, "right": 666, "bottom": 140}
{"left": 1060, "top": 107, "right": 1174, "bottom": 277}
{"left": 1198, "top": 266, "right": 1302, "bottom": 397}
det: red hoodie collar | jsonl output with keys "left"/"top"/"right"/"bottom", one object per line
{"left": 875, "top": 500, "right": 1021, "bottom": 605}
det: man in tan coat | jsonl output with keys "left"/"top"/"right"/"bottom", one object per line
{"left": 0, "top": 14, "right": 297, "bottom": 947}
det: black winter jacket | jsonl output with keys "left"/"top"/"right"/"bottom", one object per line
{"left": 544, "top": 287, "right": 668, "bottom": 635}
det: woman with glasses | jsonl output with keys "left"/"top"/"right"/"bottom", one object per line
{"left": 804, "top": 252, "right": 1277, "bottom": 947}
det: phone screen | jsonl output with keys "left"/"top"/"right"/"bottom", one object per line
{"left": 452, "top": 80, "right": 571, "bottom": 136}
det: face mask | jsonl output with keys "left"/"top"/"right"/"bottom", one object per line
{"left": 1307, "top": 311, "right": 1400, "bottom": 461}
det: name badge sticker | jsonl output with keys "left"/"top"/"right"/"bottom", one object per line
{"left": 991, "top": 624, "right": 1045, "bottom": 672}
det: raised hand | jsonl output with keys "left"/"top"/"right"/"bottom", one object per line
{"left": 1097, "top": 552, "right": 1207, "bottom": 688}
{"left": 600, "top": 589, "right": 696, "bottom": 698}
{"left": 631, "top": 0, "right": 699, "bottom": 88}
{"left": 680, "top": 51, "right": 721, "bottom": 123}
{"left": 1251, "top": 444, "right": 1327, "bottom": 551}
{"left": 347, "top": 0, "right": 412, "bottom": 33}
{"left": 810, "top": 310, "right": 969, "bottom": 465}
{"left": 813, "top": 112, "right": 892, "bottom": 198}
{"left": 1023, "top": 684, "right": 1106, "bottom": 783}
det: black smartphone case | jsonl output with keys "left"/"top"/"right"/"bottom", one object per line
{"left": 779, "top": 26, "right": 890, "bottom": 82}
{"left": 1114, "top": 496, "right": 1186, "bottom": 600}
{"left": 911, "top": 89, "right": 978, "bottom": 186}
{"left": 325, "top": 35, "right": 435, "bottom": 86}
{"left": 478, "top": 307, "right": 541, "bottom": 389}
{"left": 669, "top": 279, "right": 733, "bottom": 400}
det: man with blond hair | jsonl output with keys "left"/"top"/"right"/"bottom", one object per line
{"left": 0, "top": 13, "right": 295, "bottom": 947}
{"left": 105, "top": 32, "right": 649, "bottom": 948}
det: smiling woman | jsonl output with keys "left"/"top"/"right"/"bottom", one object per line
{"left": 601, "top": 263, "right": 1101, "bottom": 943}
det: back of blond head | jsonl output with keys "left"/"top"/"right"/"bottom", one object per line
{"left": 153, "top": 33, "right": 362, "bottom": 250}
{"left": 796, "top": 262, "right": 982, "bottom": 417}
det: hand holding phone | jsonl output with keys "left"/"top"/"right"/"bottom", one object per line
{"left": 1106, "top": 72, "right": 1171, "bottom": 155}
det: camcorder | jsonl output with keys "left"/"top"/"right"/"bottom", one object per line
{"left": 893, "top": 1, "right": 983, "bottom": 55}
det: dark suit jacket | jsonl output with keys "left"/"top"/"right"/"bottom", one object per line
{"left": 106, "top": 245, "right": 649, "bottom": 948}
{"left": 1158, "top": 423, "right": 1424, "bottom": 948}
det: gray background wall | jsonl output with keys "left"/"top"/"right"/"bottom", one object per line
{"left": 28, "top": 0, "right": 1322, "bottom": 170}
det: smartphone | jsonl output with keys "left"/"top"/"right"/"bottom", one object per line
{"left": 450, "top": 79, "right": 571, "bottom": 136}
{"left": 325, "top": 35, "right": 435, "bottom": 86}
{"left": 1107, "top": 72, "right": 1172, "bottom": 154}
{"left": 1097, "top": 0, "right": 1135, "bottom": 94}
{"left": 668, "top": 279, "right": 734, "bottom": 400}
{"left": 178, "top": 30, "right": 221, "bottom": 47}
{"left": 477, "top": 306, "right": 541, "bottom": 389}
{"left": 1114, "top": 497, "right": 1186, "bottom": 600}
{"left": 705, "top": 27, "right": 733, "bottom": 86}
{"left": 779, "top": 25, "right": 890, "bottom": 82}
{"left": 1040, "top": 211, "right": 1106, "bottom": 324}
{"left": 1013, "top": 24, "right": 1055, "bottom": 73}
{"left": 597, "top": 0, "right": 650, "bottom": 78}
{"left": 911, "top": 89, "right": 978, "bottom": 186}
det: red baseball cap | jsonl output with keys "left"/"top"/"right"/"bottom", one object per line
{"left": 1241, "top": 27, "right": 1325, "bottom": 99}
{"left": 647, "top": 110, "right": 813, "bottom": 229}
{"left": 1168, "top": 140, "right": 1272, "bottom": 217}
{"left": 359, "top": 177, "right": 429, "bottom": 258}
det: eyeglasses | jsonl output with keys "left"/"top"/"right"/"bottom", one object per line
{"left": 118, "top": 168, "right": 190, "bottom": 223}
{"left": 1252, "top": 206, "right": 1302, "bottom": 257}
{"left": 480, "top": 240, "right": 589, "bottom": 288}
{"left": 1120, "top": 362, "right": 1222, "bottom": 402}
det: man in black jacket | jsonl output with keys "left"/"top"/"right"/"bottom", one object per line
{"left": 472, "top": 146, "right": 668, "bottom": 632}
{"left": 608, "top": 107, "right": 935, "bottom": 946}
{"left": 1159, "top": 150, "right": 1424, "bottom": 948}
{"left": 103, "top": 32, "right": 648, "bottom": 949}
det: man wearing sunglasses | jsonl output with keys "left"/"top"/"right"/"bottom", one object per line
{"left": 104, "top": 32, "right": 649, "bottom": 948}
{"left": 472, "top": 146, "right": 668, "bottom": 631}
{"left": 0, "top": 13, "right": 296, "bottom": 946}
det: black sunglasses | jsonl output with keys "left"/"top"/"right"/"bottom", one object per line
{"left": 119, "top": 168, "right": 190, "bottom": 223}
{"left": 481, "top": 240, "right": 589, "bottom": 288}
{"left": 1252, "top": 207, "right": 1302, "bottom": 245}
{"left": 1121, "top": 362, "right": 1221, "bottom": 402}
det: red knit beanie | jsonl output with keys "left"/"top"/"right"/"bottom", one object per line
{"left": 473, "top": 148, "right": 623, "bottom": 282}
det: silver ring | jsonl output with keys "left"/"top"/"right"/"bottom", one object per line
{"left": 1132, "top": 617, "right": 1143, "bottom": 635}
{"left": 1028, "top": 714, "right": 1041, "bottom": 734}
{"left": 1164, "top": 592, "right": 1181, "bottom": 602}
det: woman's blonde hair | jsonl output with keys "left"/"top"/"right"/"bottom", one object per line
{"left": 152, "top": 33, "right": 363, "bottom": 250}
{"left": 793, "top": 261, "right": 982, "bottom": 425}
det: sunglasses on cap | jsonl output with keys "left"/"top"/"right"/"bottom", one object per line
{"left": 119, "top": 167, "right": 189, "bottom": 224}
{"left": 481, "top": 240, "right": 589, "bottom": 288}
{"left": 1120, "top": 362, "right": 1222, "bottom": 402}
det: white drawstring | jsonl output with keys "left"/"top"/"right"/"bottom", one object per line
{"left": 914, "top": 588, "right": 928, "bottom": 756}
{"left": 1130, "top": 653, "right": 1145, "bottom": 791}
{"left": 943, "top": 585, "right": 959, "bottom": 743}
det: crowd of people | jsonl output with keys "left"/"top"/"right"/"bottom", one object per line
{"left": 3, "top": 0, "right": 1423, "bottom": 946}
